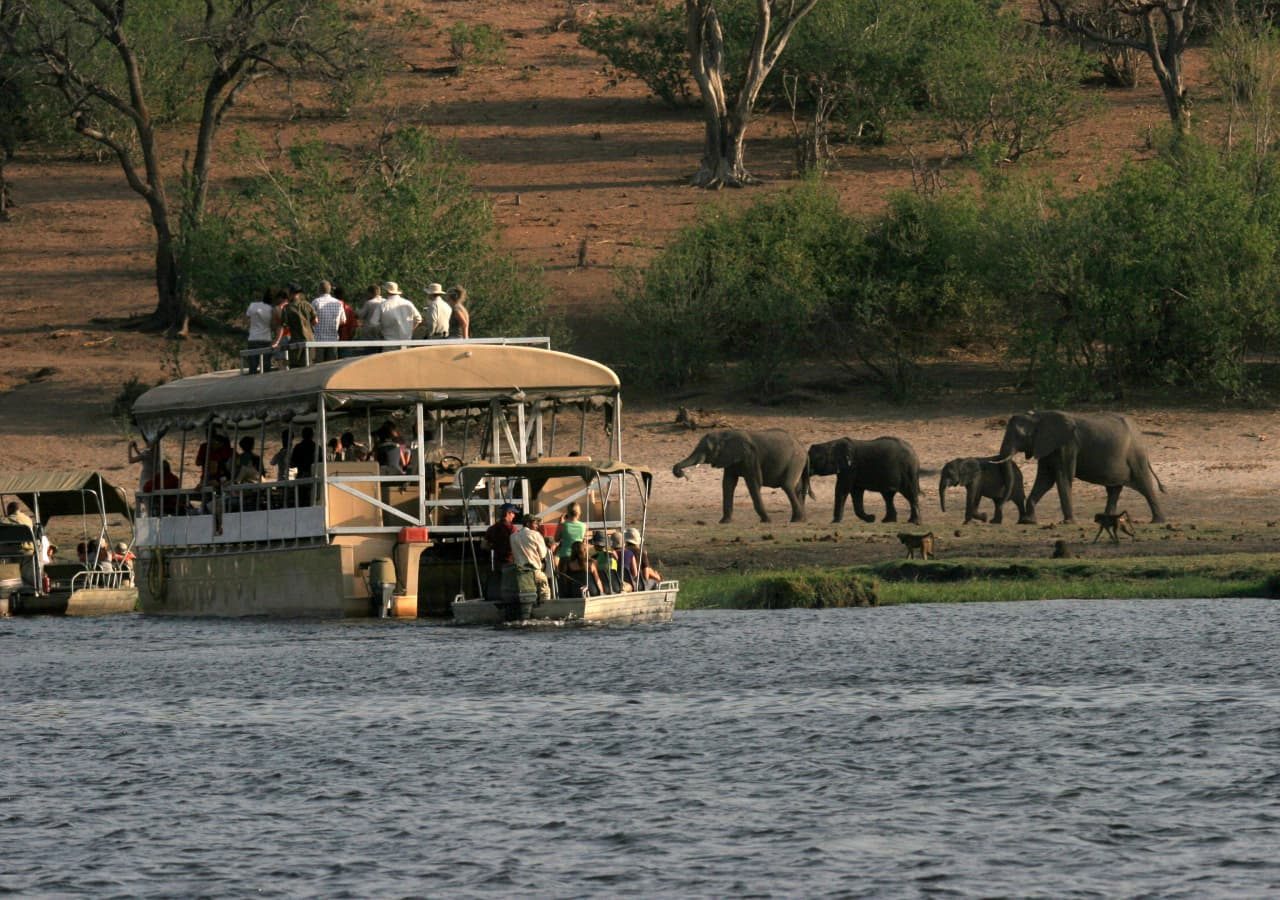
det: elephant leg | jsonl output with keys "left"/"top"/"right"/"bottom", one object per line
{"left": 851, "top": 489, "right": 875, "bottom": 523}
{"left": 904, "top": 486, "right": 921, "bottom": 525}
{"left": 832, "top": 477, "right": 848, "bottom": 523}
{"left": 881, "top": 491, "right": 899, "bottom": 523}
{"left": 782, "top": 483, "right": 804, "bottom": 523}
{"left": 963, "top": 484, "right": 981, "bottom": 524}
{"left": 990, "top": 494, "right": 1004, "bottom": 524}
{"left": 1012, "top": 486, "right": 1031, "bottom": 524}
{"left": 745, "top": 476, "right": 770, "bottom": 524}
{"left": 1025, "top": 465, "right": 1056, "bottom": 525}
{"left": 1104, "top": 485, "right": 1123, "bottom": 516}
{"left": 1130, "top": 468, "right": 1166, "bottom": 523}
{"left": 1055, "top": 471, "right": 1075, "bottom": 523}
{"left": 720, "top": 471, "right": 739, "bottom": 524}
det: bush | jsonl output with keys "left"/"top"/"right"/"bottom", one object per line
{"left": 185, "top": 127, "right": 549, "bottom": 340}
{"left": 448, "top": 22, "right": 505, "bottom": 65}
{"left": 618, "top": 182, "right": 860, "bottom": 396}
{"left": 730, "top": 570, "right": 878, "bottom": 608}
{"left": 578, "top": 3, "right": 691, "bottom": 106}
{"left": 1015, "top": 138, "right": 1280, "bottom": 399}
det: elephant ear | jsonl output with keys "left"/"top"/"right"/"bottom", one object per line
{"left": 959, "top": 458, "right": 982, "bottom": 482}
{"left": 1032, "top": 415, "right": 1075, "bottom": 460}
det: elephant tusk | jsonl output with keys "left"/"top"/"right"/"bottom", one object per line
{"left": 988, "top": 454, "right": 1013, "bottom": 464}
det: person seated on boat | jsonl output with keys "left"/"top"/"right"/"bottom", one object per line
{"left": 2, "top": 500, "right": 34, "bottom": 530}
{"left": 326, "top": 437, "right": 341, "bottom": 462}
{"left": 233, "top": 436, "right": 264, "bottom": 510}
{"left": 638, "top": 549, "right": 663, "bottom": 591}
{"left": 591, "top": 529, "right": 621, "bottom": 594}
{"left": 374, "top": 422, "right": 410, "bottom": 476}
{"left": 339, "top": 431, "right": 369, "bottom": 462}
{"left": 112, "top": 541, "right": 135, "bottom": 580}
{"left": 621, "top": 527, "right": 643, "bottom": 592}
{"left": 143, "top": 459, "right": 183, "bottom": 516}
{"left": 482, "top": 503, "right": 519, "bottom": 570}
{"left": 552, "top": 502, "right": 586, "bottom": 571}
{"left": 559, "top": 540, "right": 604, "bottom": 598}
{"left": 510, "top": 513, "right": 551, "bottom": 604}
{"left": 269, "top": 430, "right": 292, "bottom": 482}
{"left": 289, "top": 426, "right": 319, "bottom": 506}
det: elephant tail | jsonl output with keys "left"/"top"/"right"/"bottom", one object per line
{"left": 1149, "top": 460, "right": 1166, "bottom": 493}
{"left": 802, "top": 460, "right": 815, "bottom": 500}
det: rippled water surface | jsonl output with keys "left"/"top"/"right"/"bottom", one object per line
{"left": 4, "top": 598, "right": 1280, "bottom": 897}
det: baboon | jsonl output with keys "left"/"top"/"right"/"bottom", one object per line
{"left": 1093, "top": 511, "right": 1135, "bottom": 544}
{"left": 1051, "top": 539, "right": 1075, "bottom": 558}
{"left": 898, "top": 532, "right": 935, "bottom": 560}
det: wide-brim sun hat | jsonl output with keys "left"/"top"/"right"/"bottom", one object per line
{"left": 427, "top": 282, "right": 445, "bottom": 296}
{"left": 624, "top": 527, "right": 641, "bottom": 545}
{"left": 590, "top": 529, "right": 607, "bottom": 547}
{"left": 383, "top": 281, "right": 401, "bottom": 295}
{"left": 114, "top": 541, "right": 129, "bottom": 553}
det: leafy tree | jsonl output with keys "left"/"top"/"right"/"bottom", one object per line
{"left": 1038, "top": 0, "right": 1199, "bottom": 133}
{"left": 579, "top": 2, "right": 693, "bottom": 106}
{"left": 685, "top": 0, "right": 820, "bottom": 187}
{"left": 185, "top": 127, "right": 549, "bottom": 340}
{"left": 0, "top": 0, "right": 372, "bottom": 333}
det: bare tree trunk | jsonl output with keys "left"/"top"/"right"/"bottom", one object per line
{"left": 685, "top": 0, "right": 820, "bottom": 188}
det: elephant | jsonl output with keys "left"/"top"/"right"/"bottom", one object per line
{"left": 807, "top": 436, "right": 921, "bottom": 524}
{"left": 672, "top": 429, "right": 809, "bottom": 523}
{"left": 938, "top": 457, "right": 1028, "bottom": 525}
{"left": 993, "top": 410, "right": 1166, "bottom": 524}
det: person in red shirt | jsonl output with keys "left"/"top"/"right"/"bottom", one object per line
{"left": 335, "top": 285, "right": 359, "bottom": 357}
{"left": 482, "top": 503, "right": 519, "bottom": 570}
{"left": 143, "top": 460, "right": 182, "bottom": 516}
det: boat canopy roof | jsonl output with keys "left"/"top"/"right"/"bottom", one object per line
{"left": 458, "top": 460, "right": 652, "bottom": 499}
{"left": 0, "top": 470, "right": 132, "bottom": 523}
{"left": 131, "top": 344, "right": 621, "bottom": 436}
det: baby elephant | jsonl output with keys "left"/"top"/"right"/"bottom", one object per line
{"left": 1093, "top": 511, "right": 1135, "bottom": 544}
{"left": 898, "top": 532, "right": 935, "bottom": 560}
{"left": 938, "top": 457, "right": 1029, "bottom": 525}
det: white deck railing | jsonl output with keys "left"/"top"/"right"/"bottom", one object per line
{"left": 239, "top": 336, "right": 551, "bottom": 373}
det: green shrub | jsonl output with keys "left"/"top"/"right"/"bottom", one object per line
{"left": 729, "top": 571, "right": 878, "bottom": 608}
{"left": 448, "top": 22, "right": 505, "bottom": 65}
{"left": 185, "top": 128, "right": 548, "bottom": 339}
{"left": 579, "top": 3, "right": 691, "bottom": 106}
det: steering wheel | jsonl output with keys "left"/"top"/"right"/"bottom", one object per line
{"left": 437, "top": 454, "right": 465, "bottom": 474}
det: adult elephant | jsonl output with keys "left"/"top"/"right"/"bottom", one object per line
{"left": 993, "top": 411, "right": 1166, "bottom": 523}
{"left": 938, "top": 457, "right": 1028, "bottom": 525}
{"left": 672, "top": 429, "right": 809, "bottom": 524}
{"left": 808, "top": 436, "right": 920, "bottom": 524}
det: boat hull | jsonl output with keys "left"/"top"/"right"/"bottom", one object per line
{"left": 452, "top": 582, "right": 678, "bottom": 626}
{"left": 8, "top": 587, "right": 138, "bottom": 616}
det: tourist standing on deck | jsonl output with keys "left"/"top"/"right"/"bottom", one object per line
{"left": 245, "top": 288, "right": 278, "bottom": 373}
{"left": 290, "top": 427, "right": 318, "bottom": 506}
{"left": 282, "top": 283, "right": 317, "bottom": 368}
{"left": 335, "top": 286, "right": 359, "bottom": 357}
{"left": 510, "top": 513, "right": 551, "bottom": 603}
{"left": 359, "top": 284, "right": 385, "bottom": 349}
{"left": 311, "top": 280, "right": 345, "bottom": 363}
{"left": 446, "top": 285, "right": 470, "bottom": 339}
{"left": 378, "top": 282, "right": 422, "bottom": 344}
{"left": 483, "top": 503, "right": 519, "bottom": 569}
{"left": 425, "top": 283, "right": 451, "bottom": 338}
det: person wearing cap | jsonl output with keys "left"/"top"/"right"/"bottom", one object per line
{"left": 425, "top": 283, "right": 451, "bottom": 338}
{"left": 509, "top": 512, "right": 551, "bottom": 603}
{"left": 378, "top": 281, "right": 423, "bottom": 344}
{"left": 621, "top": 527, "right": 643, "bottom": 591}
{"left": 112, "top": 541, "right": 136, "bottom": 582}
{"left": 483, "top": 503, "right": 519, "bottom": 569}
{"left": 281, "top": 282, "right": 317, "bottom": 368}
{"left": 591, "top": 529, "right": 620, "bottom": 593}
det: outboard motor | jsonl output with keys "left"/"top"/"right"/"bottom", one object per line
{"left": 367, "top": 557, "right": 397, "bottom": 618}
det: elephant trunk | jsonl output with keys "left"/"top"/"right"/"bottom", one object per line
{"left": 939, "top": 476, "right": 949, "bottom": 512}
{"left": 672, "top": 449, "right": 705, "bottom": 479}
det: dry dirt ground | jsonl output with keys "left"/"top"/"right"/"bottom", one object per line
{"left": 0, "top": 1, "right": 1277, "bottom": 576}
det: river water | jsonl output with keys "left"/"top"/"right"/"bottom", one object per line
{"left": 3, "top": 598, "right": 1279, "bottom": 897}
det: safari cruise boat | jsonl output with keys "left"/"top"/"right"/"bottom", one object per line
{"left": 0, "top": 471, "right": 138, "bottom": 616}
{"left": 129, "top": 338, "right": 677, "bottom": 623}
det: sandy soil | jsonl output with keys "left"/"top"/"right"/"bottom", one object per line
{"left": 0, "top": 1, "right": 1276, "bottom": 575}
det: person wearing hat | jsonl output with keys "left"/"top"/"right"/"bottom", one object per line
{"left": 425, "top": 283, "right": 451, "bottom": 338}
{"left": 378, "top": 281, "right": 423, "bottom": 344}
{"left": 591, "top": 529, "right": 620, "bottom": 594}
{"left": 281, "top": 282, "right": 317, "bottom": 368}
{"left": 509, "top": 512, "right": 551, "bottom": 603}
{"left": 112, "top": 541, "right": 136, "bottom": 583}
{"left": 621, "top": 527, "right": 643, "bottom": 591}
{"left": 482, "top": 502, "right": 519, "bottom": 569}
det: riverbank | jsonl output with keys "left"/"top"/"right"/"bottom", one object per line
{"left": 678, "top": 552, "right": 1280, "bottom": 609}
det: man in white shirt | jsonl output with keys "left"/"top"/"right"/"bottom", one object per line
{"left": 245, "top": 290, "right": 279, "bottom": 373}
{"left": 425, "top": 283, "right": 451, "bottom": 338}
{"left": 378, "top": 281, "right": 423, "bottom": 344}
{"left": 358, "top": 284, "right": 384, "bottom": 349}
{"left": 311, "top": 280, "right": 346, "bottom": 362}
{"left": 509, "top": 513, "right": 551, "bottom": 603}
